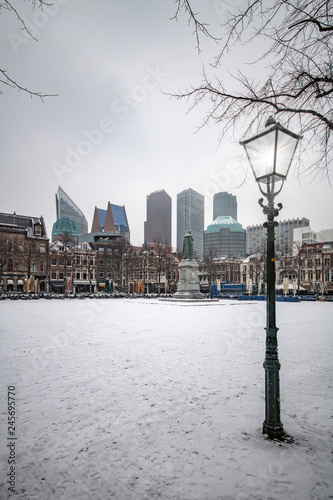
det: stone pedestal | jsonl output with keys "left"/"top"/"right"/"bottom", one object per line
{"left": 173, "top": 259, "right": 204, "bottom": 300}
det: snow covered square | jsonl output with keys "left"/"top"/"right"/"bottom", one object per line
{"left": 0, "top": 298, "right": 332, "bottom": 499}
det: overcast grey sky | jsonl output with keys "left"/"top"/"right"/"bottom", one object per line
{"left": 1, "top": 0, "right": 332, "bottom": 247}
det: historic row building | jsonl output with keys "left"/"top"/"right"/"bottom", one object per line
{"left": 199, "top": 242, "right": 333, "bottom": 294}
{"left": 0, "top": 212, "right": 49, "bottom": 292}
{"left": 0, "top": 211, "right": 179, "bottom": 294}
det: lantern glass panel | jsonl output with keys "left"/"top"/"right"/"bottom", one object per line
{"left": 275, "top": 129, "right": 299, "bottom": 181}
{"left": 244, "top": 130, "right": 277, "bottom": 182}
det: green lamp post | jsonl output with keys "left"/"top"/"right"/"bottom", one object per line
{"left": 240, "top": 116, "right": 302, "bottom": 439}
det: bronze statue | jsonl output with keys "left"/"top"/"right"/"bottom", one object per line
{"left": 183, "top": 230, "right": 194, "bottom": 259}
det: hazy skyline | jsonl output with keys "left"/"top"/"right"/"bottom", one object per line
{"left": 1, "top": 0, "right": 332, "bottom": 248}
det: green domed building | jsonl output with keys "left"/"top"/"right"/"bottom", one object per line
{"left": 52, "top": 216, "right": 79, "bottom": 242}
{"left": 204, "top": 216, "right": 246, "bottom": 258}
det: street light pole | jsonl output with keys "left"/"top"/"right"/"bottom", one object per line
{"left": 259, "top": 195, "right": 284, "bottom": 438}
{"left": 240, "top": 116, "right": 302, "bottom": 440}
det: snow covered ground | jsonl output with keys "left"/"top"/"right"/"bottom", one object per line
{"left": 0, "top": 298, "right": 332, "bottom": 500}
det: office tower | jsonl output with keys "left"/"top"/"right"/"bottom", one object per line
{"left": 144, "top": 190, "right": 172, "bottom": 246}
{"left": 246, "top": 217, "right": 310, "bottom": 255}
{"left": 213, "top": 192, "right": 237, "bottom": 221}
{"left": 55, "top": 186, "right": 88, "bottom": 235}
{"left": 204, "top": 216, "right": 246, "bottom": 258}
{"left": 91, "top": 202, "right": 130, "bottom": 240}
{"left": 177, "top": 188, "right": 204, "bottom": 260}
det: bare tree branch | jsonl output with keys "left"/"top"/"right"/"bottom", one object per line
{"left": 0, "top": 0, "right": 56, "bottom": 100}
{"left": 172, "top": 0, "right": 220, "bottom": 53}
{"left": 0, "top": 69, "right": 57, "bottom": 100}
{"left": 171, "top": 0, "right": 333, "bottom": 178}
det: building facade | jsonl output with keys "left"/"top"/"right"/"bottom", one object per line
{"left": 0, "top": 212, "right": 49, "bottom": 292}
{"left": 198, "top": 257, "right": 242, "bottom": 292}
{"left": 213, "top": 192, "right": 237, "bottom": 221}
{"left": 246, "top": 217, "right": 310, "bottom": 255}
{"left": 299, "top": 242, "right": 333, "bottom": 292}
{"left": 177, "top": 188, "right": 204, "bottom": 260}
{"left": 123, "top": 243, "right": 179, "bottom": 294}
{"left": 293, "top": 226, "right": 333, "bottom": 254}
{"left": 204, "top": 216, "right": 246, "bottom": 258}
{"left": 55, "top": 186, "right": 88, "bottom": 235}
{"left": 144, "top": 189, "right": 172, "bottom": 246}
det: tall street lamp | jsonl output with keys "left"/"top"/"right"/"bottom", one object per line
{"left": 240, "top": 116, "right": 302, "bottom": 439}
{"left": 141, "top": 248, "right": 149, "bottom": 295}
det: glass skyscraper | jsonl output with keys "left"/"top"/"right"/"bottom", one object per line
{"left": 144, "top": 190, "right": 172, "bottom": 246}
{"left": 213, "top": 192, "right": 237, "bottom": 221}
{"left": 177, "top": 189, "right": 204, "bottom": 260}
{"left": 55, "top": 186, "right": 88, "bottom": 235}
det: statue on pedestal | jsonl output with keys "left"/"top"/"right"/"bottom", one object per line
{"left": 183, "top": 230, "right": 194, "bottom": 260}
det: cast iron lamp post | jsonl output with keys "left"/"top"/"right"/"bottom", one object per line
{"left": 240, "top": 116, "right": 302, "bottom": 439}
{"left": 141, "top": 248, "right": 149, "bottom": 295}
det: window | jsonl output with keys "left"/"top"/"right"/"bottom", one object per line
{"left": 99, "top": 260, "right": 104, "bottom": 267}
{"left": 99, "top": 272, "right": 104, "bottom": 279}
{"left": 31, "top": 243, "right": 36, "bottom": 253}
{"left": 40, "top": 244, "right": 46, "bottom": 253}
{"left": 83, "top": 272, "right": 87, "bottom": 280}
{"left": 17, "top": 261, "right": 24, "bottom": 272}
{"left": 76, "top": 272, "right": 81, "bottom": 280}
{"left": 34, "top": 225, "right": 41, "bottom": 236}
{"left": 59, "top": 272, "right": 64, "bottom": 280}
{"left": 17, "top": 242, "right": 24, "bottom": 252}
{"left": 40, "top": 261, "right": 46, "bottom": 272}
{"left": 30, "top": 261, "right": 36, "bottom": 272}
{"left": 51, "top": 272, "right": 57, "bottom": 280}
{"left": 7, "top": 260, "right": 13, "bottom": 271}
{"left": 7, "top": 241, "right": 13, "bottom": 252}
{"left": 51, "top": 258, "right": 57, "bottom": 266}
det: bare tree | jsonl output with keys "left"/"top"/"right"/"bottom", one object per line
{"left": 153, "top": 237, "right": 168, "bottom": 296}
{"left": 118, "top": 238, "right": 132, "bottom": 293}
{"left": 173, "top": 0, "right": 332, "bottom": 177}
{"left": 203, "top": 245, "right": 218, "bottom": 287}
{"left": 52, "top": 231, "right": 77, "bottom": 293}
{"left": 0, "top": 0, "right": 57, "bottom": 99}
